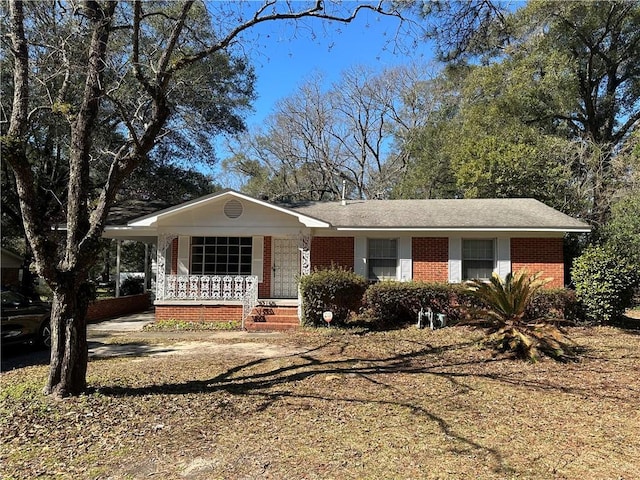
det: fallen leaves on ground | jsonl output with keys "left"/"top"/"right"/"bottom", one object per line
{"left": 1, "top": 326, "right": 639, "bottom": 479}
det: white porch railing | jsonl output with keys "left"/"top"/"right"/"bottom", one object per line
{"left": 158, "top": 274, "right": 259, "bottom": 322}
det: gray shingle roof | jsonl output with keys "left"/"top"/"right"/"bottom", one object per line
{"left": 288, "top": 198, "right": 590, "bottom": 231}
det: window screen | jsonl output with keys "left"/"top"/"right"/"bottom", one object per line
{"left": 368, "top": 238, "right": 397, "bottom": 281}
{"left": 191, "top": 237, "right": 252, "bottom": 275}
{"left": 462, "top": 239, "right": 495, "bottom": 280}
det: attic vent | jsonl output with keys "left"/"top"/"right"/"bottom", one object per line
{"left": 223, "top": 199, "right": 243, "bottom": 219}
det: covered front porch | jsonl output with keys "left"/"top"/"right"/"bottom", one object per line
{"left": 103, "top": 191, "right": 327, "bottom": 330}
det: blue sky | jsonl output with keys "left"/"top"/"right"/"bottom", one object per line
{"left": 237, "top": 8, "right": 435, "bottom": 128}
{"left": 210, "top": 5, "right": 437, "bottom": 184}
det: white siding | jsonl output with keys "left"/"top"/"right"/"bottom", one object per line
{"left": 354, "top": 237, "right": 367, "bottom": 278}
{"left": 448, "top": 237, "right": 462, "bottom": 283}
{"left": 252, "top": 236, "right": 264, "bottom": 282}
{"left": 496, "top": 237, "right": 511, "bottom": 278}
{"left": 177, "top": 236, "right": 190, "bottom": 275}
{"left": 398, "top": 236, "right": 412, "bottom": 281}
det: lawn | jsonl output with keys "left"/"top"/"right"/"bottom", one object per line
{"left": 1, "top": 325, "right": 639, "bottom": 479}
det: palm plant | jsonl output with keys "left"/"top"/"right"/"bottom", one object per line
{"left": 466, "top": 270, "right": 577, "bottom": 362}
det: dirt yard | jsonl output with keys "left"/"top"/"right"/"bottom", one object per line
{"left": 2, "top": 323, "right": 639, "bottom": 480}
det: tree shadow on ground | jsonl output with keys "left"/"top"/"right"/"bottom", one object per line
{"left": 99, "top": 339, "right": 515, "bottom": 474}
{"left": 97, "top": 334, "right": 627, "bottom": 477}
{"left": 608, "top": 314, "right": 640, "bottom": 333}
{"left": 88, "top": 340, "right": 178, "bottom": 359}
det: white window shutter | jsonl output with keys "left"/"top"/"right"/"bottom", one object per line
{"left": 354, "top": 237, "right": 367, "bottom": 278}
{"left": 252, "top": 236, "right": 264, "bottom": 282}
{"left": 496, "top": 238, "right": 511, "bottom": 278}
{"left": 398, "top": 236, "right": 412, "bottom": 281}
{"left": 448, "top": 237, "right": 462, "bottom": 283}
{"left": 177, "top": 236, "right": 190, "bottom": 275}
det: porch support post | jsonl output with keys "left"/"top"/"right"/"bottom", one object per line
{"left": 297, "top": 233, "right": 311, "bottom": 321}
{"left": 115, "top": 239, "right": 122, "bottom": 298}
{"left": 298, "top": 233, "right": 311, "bottom": 276}
{"left": 156, "top": 234, "right": 177, "bottom": 301}
{"left": 143, "top": 243, "right": 149, "bottom": 293}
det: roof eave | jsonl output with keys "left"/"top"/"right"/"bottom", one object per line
{"left": 126, "top": 190, "right": 331, "bottom": 229}
{"left": 334, "top": 226, "right": 591, "bottom": 233}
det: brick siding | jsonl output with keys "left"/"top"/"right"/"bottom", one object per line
{"left": 511, "top": 238, "right": 565, "bottom": 288}
{"left": 258, "top": 236, "right": 272, "bottom": 298}
{"left": 155, "top": 304, "right": 243, "bottom": 322}
{"left": 170, "top": 237, "right": 178, "bottom": 274}
{"left": 310, "top": 237, "right": 355, "bottom": 270}
{"left": 412, "top": 237, "right": 449, "bottom": 282}
{"left": 87, "top": 293, "right": 151, "bottom": 322}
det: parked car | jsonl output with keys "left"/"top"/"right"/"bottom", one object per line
{"left": 1, "top": 290, "right": 51, "bottom": 348}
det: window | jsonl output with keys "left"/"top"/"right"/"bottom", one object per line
{"left": 462, "top": 239, "right": 495, "bottom": 280}
{"left": 191, "top": 237, "right": 252, "bottom": 275}
{"left": 368, "top": 238, "right": 397, "bottom": 281}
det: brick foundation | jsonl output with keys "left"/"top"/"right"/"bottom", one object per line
{"left": 511, "top": 238, "right": 565, "bottom": 288}
{"left": 155, "top": 304, "right": 243, "bottom": 322}
{"left": 412, "top": 237, "right": 449, "bottom": 282}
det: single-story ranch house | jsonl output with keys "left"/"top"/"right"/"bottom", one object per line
{"left": 104, "top": 190, "right": 591, "bottom": 330}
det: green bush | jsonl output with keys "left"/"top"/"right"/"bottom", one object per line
{"left": 361, "top": 281, "right": 472, "bottom": 329}
{"left": 571, "top": 245, "right": 639, "bottom": 324}
{"left": 299, "top": 266, "right": 368, "bottom": 327}
{"left": 465, "top": 271, "right": 578, "bottom": 362}
{"left": 120, "top": 277, "right": 144, "bottom": 296}
{"left": 526, "top": 288, "right": 583, "bottom": 324}
{"left": 359, "top": 280, "right": 579, "bottom": 330}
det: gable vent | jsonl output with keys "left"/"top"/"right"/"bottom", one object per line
{"left": 223, "top": 199, "right": 243, "bottom": 219}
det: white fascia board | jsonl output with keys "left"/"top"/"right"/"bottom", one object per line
{"left": 156, "top": 226, "right": 313, "bottom": 236}
{"left": 128, "top": 216, "right": 158, "bottom": 227}
{"left": 335, "top": 227, "right": 591, "bottom": 234}
{"left": 103, "top": 226, "right": 156, "bottom": 238}
{"left": 127, "top": 190, "right": 330, "bottom": 228}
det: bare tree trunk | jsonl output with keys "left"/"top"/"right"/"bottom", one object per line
{"left": 45, "top": 277, "right": 91, "bottom": 397}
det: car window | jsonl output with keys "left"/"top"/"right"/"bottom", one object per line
{"left": 1, "top": 291, "right": 25, "bottom": 306}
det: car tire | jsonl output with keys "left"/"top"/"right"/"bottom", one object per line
{"left": 39, "top": 320, "right": 52, "bottom": 349}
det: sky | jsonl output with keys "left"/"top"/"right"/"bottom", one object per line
{"left": 211, "top": 5, "right": 436, "bottom": 184}
{"left": 241, "top": 9, "right": 435, "bottom": 128}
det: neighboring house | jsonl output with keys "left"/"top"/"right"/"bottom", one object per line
{"left": 1, "top": 248, "right": 24, "bottom": 289}
{"left": 104, "top": 190, "right": 591, "bottom": 330}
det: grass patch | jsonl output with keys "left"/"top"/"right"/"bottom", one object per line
{"left": 2, "top": 326, "right": 639, "bottom": 479}
{"left": 143, "top": 319, "right": 240, "bottom": 331}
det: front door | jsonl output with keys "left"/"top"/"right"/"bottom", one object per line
{"left": 272, "top": 237, "right": 299, "bottom": 298}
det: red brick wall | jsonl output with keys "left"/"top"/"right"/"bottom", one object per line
{"left": 170, "top": 238, "right": 178, "bottom": 275}
{"left": 155, "top": 304, "right": 242, "bottom": 322}
{"left": 310, "top": 237, "right": 355, "bottom": 270}
{"left": 412, "top": 237, "right": 449, "bottom": 282}
{"left": 87, "top": 293, "right": 151, "bottom": 322}
{"left": 511, "top": 238, "right": 565, "bottom": 288}
{"left": 259, "top": 236, "right": 272, "bottom": 298}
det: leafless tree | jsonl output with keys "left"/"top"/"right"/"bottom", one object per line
{"left": 227, "top": 63, "right": 435, "bottom": 201}
{"left": 2, "top": 0, "right": 407, "bottom": 397}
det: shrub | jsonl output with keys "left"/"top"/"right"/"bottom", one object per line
{"left": 120, "top": 277, "right": 144, "bottom": 296}
{"left": 299, "top": 266, "right": 368, "bottom": 327}
{"left": 361, "top": 281, "right": 469, "bottom": 330}
{"left": 571, "top": 245, "right": 639, "bottom": 324}
{"left": 526, "top": 288, "right": 583, "bottom": 324}
{"left": 465, "top": 270, "right": 578, "bottom": 362}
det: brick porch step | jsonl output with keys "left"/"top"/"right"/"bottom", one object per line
{"left": 245, "top": 304, "right": 300, "bottom": 332}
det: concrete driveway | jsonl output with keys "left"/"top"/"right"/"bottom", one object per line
{"left": 2, "top": 310, "right": 290, "bottom": 371}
